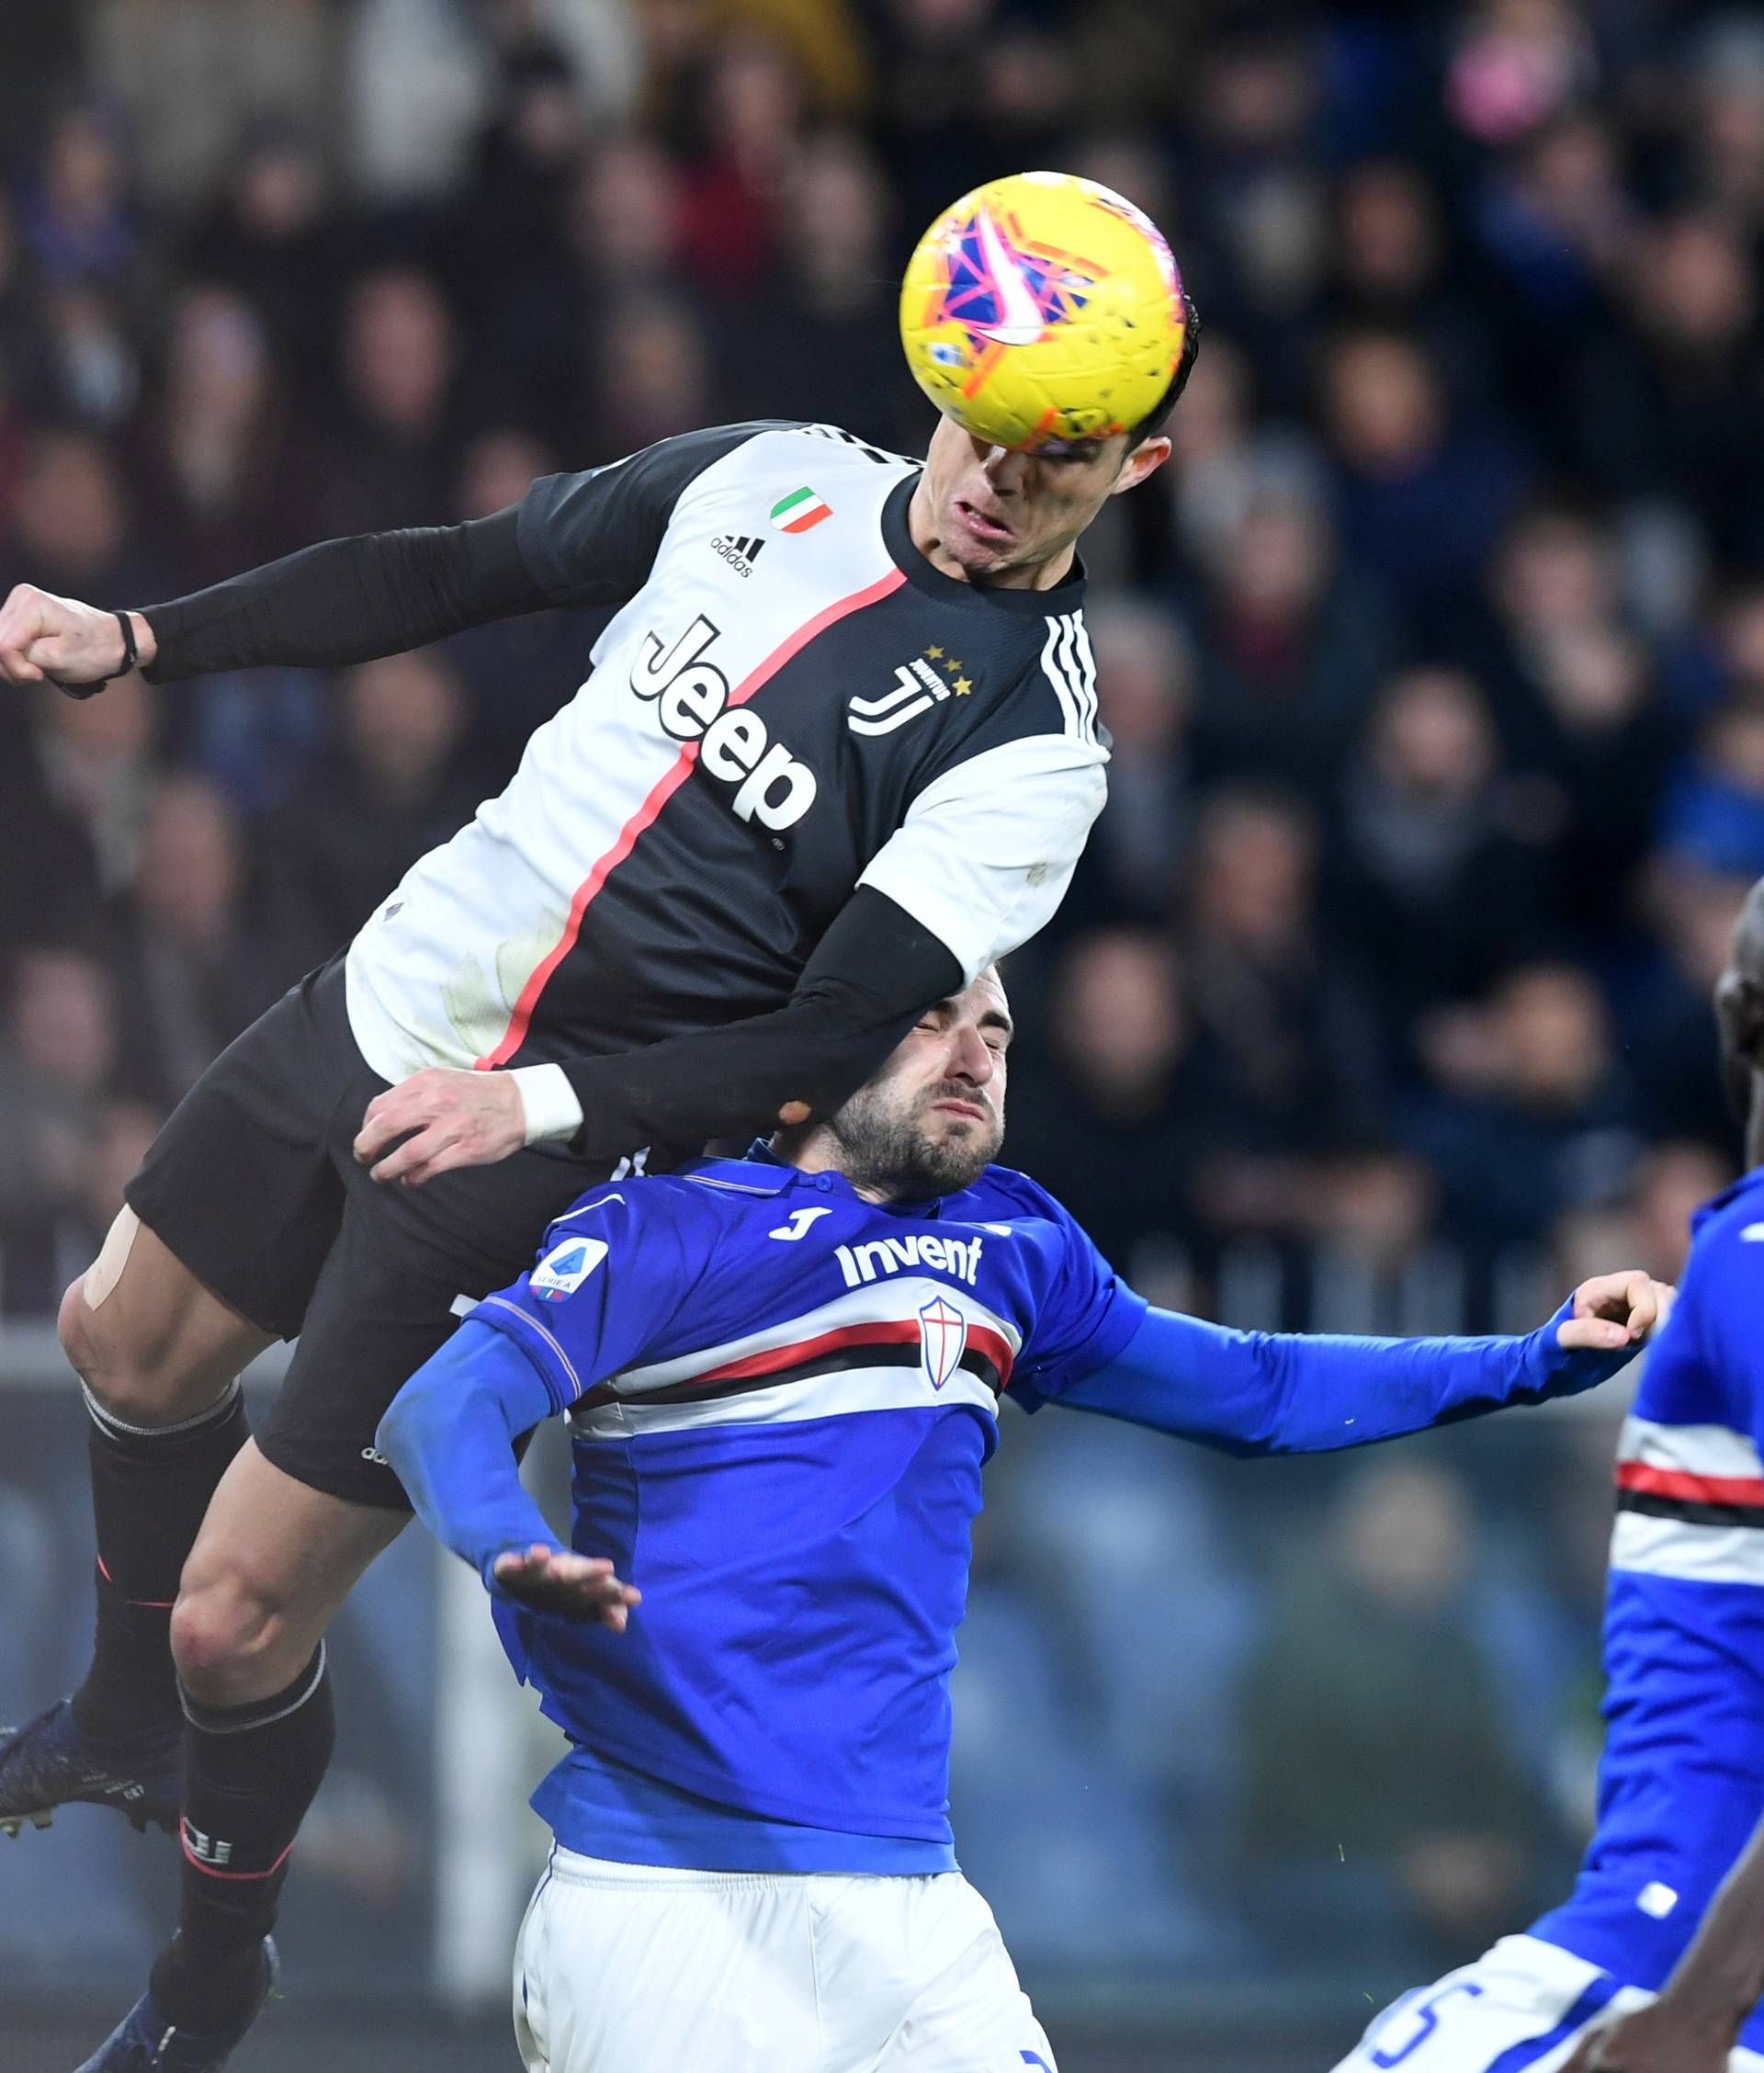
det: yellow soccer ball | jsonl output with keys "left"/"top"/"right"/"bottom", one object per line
{"left": 899, "top": 169, "right": 1187, "bottom": 450}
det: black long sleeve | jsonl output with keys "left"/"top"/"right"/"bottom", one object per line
{"left": 141, "top": 509, "right": 544, "bottom": 682}
{"left": 557, "top": 889, "right": 966, "bottom": 1163}
{"left": 139, "top": 425, "right": 781, "bottom": 683}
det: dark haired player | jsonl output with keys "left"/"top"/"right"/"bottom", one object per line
{"left": 1335, "top": 879, "right": 1764, "bottom": 2073}
{"left": 375, "top": 968, "right": 1666, "bottom": 2073}
{"left": 0, "top": 261, "right": 1198, "bottom": 2066}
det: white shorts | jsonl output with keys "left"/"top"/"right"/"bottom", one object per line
{"left": 512, "top": 1848, "right": 1057, "bottom": 2073}
{"left": 1332, "top": 1933, "right": 1764, "bottom": 2072}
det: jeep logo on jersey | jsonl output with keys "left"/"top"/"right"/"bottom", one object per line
{"left": 919, "top": 1297, "right": 967, "bottom": 1390}
{"left": 530, "top": 1235, "right": 608, "bottom": 1301}
{"left": 630, "top": 615, "right": 818, "bottom": 830}
{"left": 848, "top": 646, "right": 975, "bottom": 737}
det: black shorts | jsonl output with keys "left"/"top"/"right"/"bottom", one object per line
{"left": 126, "top": 958, "right": 624, "bottom": 1510}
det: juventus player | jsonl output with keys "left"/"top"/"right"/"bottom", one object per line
{"left": 376, "top": 969, "right": 1666, "bottom": 2073}
{"left": 0, "top": 273, "right": 1198, "bottom": 2064}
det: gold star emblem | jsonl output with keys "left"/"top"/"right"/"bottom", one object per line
{"left": 925, "top": 644, "right": 944, "bottom": 660}
{"left": 954, "top": 675, "right": 973, "bottom": 696}
{"left": 944, "top": 657, "right": 964, "bottom": 674}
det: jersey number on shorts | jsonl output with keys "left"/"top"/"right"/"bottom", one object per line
{"left": 1368, "top": 1982, "right": 1486, "bottom": 2067}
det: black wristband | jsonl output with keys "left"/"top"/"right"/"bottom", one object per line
{"left": 52, "top": 609, "right": 137, "bottom": 700}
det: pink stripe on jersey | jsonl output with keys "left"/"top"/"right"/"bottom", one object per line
{"left": 476, "top": 563, "right": 908, "bottom": 1070}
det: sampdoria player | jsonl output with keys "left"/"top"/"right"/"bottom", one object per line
{"left": 377, "top": 968, "right": 1668, "bottom": 2073}
{"left": 0, "top": 174, "right": 1196, "bottom": 2071}
{"left": 1334, "top": 877, "right": 1764, "bottom": 2073}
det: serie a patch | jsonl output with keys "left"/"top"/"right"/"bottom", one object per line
{"left": 530, "top": 1236, "right": 609, "bottom": 1302}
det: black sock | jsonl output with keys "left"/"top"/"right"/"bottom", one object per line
{"left": 153, "top": 1647, "right": 335, "bottom": 2029}
{"left": 72, "top": 1383, "right": 249, "bottom": 1740}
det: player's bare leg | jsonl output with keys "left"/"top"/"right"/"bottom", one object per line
{"left": 172, "top": 1439, "right": 405, "bottom": 1706}
{"left": 74, "top": 1444, "right": 405, "bottom": 2072}
{"left": 0, "top": 1211, "right": 272, "bottom": 1841}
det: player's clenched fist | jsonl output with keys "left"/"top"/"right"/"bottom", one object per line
{"left": 1556, "top": 1269, "right": 1675, "bottom": 1354}
{"left": 0, "top": 584, "right": 151, "bottom": 687}
{"left": 1559, "top": 1998, "right": 1736, "bottom": 2072}
{"left": 492, "top": 1544, "right": 640, "bottom": 1628}
{"left": 355, "top": 1066, "right": 528, "bottom": 1184}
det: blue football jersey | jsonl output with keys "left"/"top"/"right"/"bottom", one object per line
{"left": 1532, "top": 1166, "right": 1764, "bottom": 2048}
{"left": 464, "top": 1146, "right": 1147, "bottom": 1843}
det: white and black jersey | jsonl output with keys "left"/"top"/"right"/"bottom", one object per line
{"left": 121, "top": 420, "right": 1111, "bottom": 1506}
{"left": 338, "top": 423, "right": 1108, "bottom": 1084}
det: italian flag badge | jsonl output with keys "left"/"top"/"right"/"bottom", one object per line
{"left": 770, "top": 486, "right": 832, "bottom": 533}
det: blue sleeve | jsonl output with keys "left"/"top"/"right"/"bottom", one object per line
{"left": 1023, "top": 1297, "right": 1639, "bottom": 1455}
{"left": 377, "top": 1320, "right": 563, "bottom": 1599}
{"left": 463, "top": 1182, "right": 700, "bottom": 1412}
{"left": 1005, "top": 1182, "right": 1150, "bottom": 1400}
{"left": 377, "top": 1179, "right": 699, "bottom": 1605}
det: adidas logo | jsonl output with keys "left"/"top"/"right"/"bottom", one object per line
{"left": 712, "top": 534, "right": 764, "bottom": 578}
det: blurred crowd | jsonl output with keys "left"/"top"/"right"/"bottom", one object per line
{"left": 1, "top": 0, "right": 1762, "bottom": 2004}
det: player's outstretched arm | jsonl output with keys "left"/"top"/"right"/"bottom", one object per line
{"left": 378, "top": 1323, "right": 638, "bottom": 1629}
{"left": 1035, "top": 1270, "right": 1672, "bottom": 1456}
{"left": 42, "top": 426, "right": 786, "bottom": 690}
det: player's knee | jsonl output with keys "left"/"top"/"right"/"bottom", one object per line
{"left": 59, "top": 1270, "right": 205, "bottom": 1425}
{"left": 61, "top": 1283, "right": 161, "bottom": 1422}
{"left": 170, "top": 1575, "right": 291, "bottom": 1705}
{"left": 57, "top": 1276, "right": 99, "bottom": 1382}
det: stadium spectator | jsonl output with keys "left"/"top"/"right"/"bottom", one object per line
{"left": 1320, "top": 325, "right": 1530, "bottom": 627}
{"left": 0, "top": 426, "right": 159, "bottom": 608}
{"left": 16, "top": 104, "right": 139, "bottom": 290}
{"left": 1178, "top": 788, "right": 1385, "bottom": 1239}
{"left": 1186, "top": 479, "right": 1395, "bottom": 795}
{"left": 179, "top": 119, "right": 348, "bottom": 403}
{"left": 1242, "top": 1458, "right": 1543, "bottom": 1973}
{"left": 1656, "top": 703, "right": 1764, "bottom": 881}
{"left": 315, "top": 267, "right": 463, "bottom": 536}
{"left": 1333, "top": 665, "right": 1555, "bottom": 1039}
{"left": 721, "top": 130, "right": 919, "bottom": 452}
{"left": 1403, "top": 961, "right": 1642, "bottom": 1245}
{"left": 1063, "top": 594, "right": 1194, "bottom": 924}
{"left": 1326, "top": 156, "right": 1498, "bottom": 417}
{"left": 443, "top": 426, "right": 594, "bottom": 781}
{"left": 262, "top": 651, "right": 479, "bottom": 971}
{"left": 1002, "top": 927, "right": 1209, "bottom": 1289}
{"left": 136, "top": 285, "right": 312, "bottom": 586}
{"left": 0, "top": 947, "right": 125, "bottom": 1312}
{"left": 109, "top": 771, "right": 292, "bottom": 1107}
{"left": 1569, "top": 211, "right": 1764, "bottom": 563}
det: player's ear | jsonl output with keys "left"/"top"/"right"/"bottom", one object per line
{"left": 1113, "top": 435, "right": 1171, "bottom": 495}
{"left": 1717, "top": 969, "right": 1764, "bottom": 1054}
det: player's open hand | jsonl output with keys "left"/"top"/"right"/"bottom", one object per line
{"left": 1559, "top": 1998, "right": 1736, "bottom": 2072}
{"left": 355, "top": 1067, "right": 527, "bottom": 1184}
{"left": 1556, "top": 1269, "right": 1675, "bottom": 1354}
{"left": 492, "top": 1544, "right": 640, "bottom": 1629}
{"left": 0, "top": 584, "right": 143, "bottom": 686}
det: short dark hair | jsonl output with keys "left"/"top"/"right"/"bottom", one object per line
{"left": 1128, "top": 290, "right": 1202, "bottom": 447}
